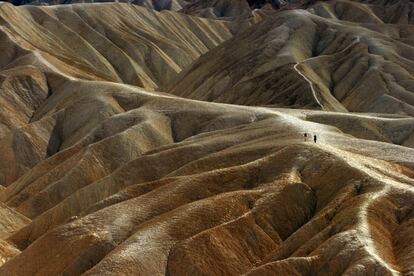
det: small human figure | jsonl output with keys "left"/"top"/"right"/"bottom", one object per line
{"left": 314, "top": 135, "right": 317, "bottom": 143}
{"left": 304, "top": 133, "right": 308, "bottom": 142}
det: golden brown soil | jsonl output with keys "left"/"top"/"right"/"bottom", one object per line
{"left": 0, "top": 1, "right": 414, "bottom": 275}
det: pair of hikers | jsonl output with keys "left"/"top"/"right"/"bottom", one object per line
{"left": 304, "top": 133, "right": 317, "bottom": 143}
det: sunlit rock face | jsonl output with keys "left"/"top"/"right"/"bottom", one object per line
{"left": 0, "top": 1, "right": 414, "bottom": 275}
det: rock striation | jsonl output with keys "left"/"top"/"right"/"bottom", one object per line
{"left": 0, "top": 1, "right": 414, "bottom": 275}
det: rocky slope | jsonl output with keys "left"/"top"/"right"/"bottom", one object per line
{"left": 0, "top": 2, "right": 234, "bottom": 91}
{"left": 0, "top": 1, "right": 414, "bottom": 275}
{"left": 170, "top": 0, "right": 414, "bottom": 115}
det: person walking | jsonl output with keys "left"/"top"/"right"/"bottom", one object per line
{"left": 304, "top": 133, "right": 308, "bottom": 142}
{"left": 314, "top": 135, "right": 317, "bottom": 143}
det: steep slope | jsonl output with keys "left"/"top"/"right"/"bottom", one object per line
{"left": 0, "top": 1, "right": 414, "bottom": 275}
{"left": 0, "top": 202, "right": 29, "bottom": 266}
{"left": 0, "top": 77, "right": 413, "bottom": 275}
{"left": 0, "top": 2, "right": 234, "bottom": 91}
{"left": 169, "top": 0, "right": 414, "bottom": 116}
{"left": 0, "top": 2, "right": 237, "bottom": 186}
{"left": 180, "top": 0, "right": 252, "bottom": 18}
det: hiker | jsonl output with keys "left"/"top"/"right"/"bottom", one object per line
{"left": 304, "top": 133, "right": 308, "bottom": 142}
{"left": 314, "top": 135, "right": 317, "bottom": 143}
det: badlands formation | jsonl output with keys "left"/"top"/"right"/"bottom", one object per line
{"left": 0, "top": 0, "right": 414, "bottom": 275}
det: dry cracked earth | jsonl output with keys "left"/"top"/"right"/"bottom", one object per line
{"left": 0, "top": 0, "right": 414, "bottom": 275}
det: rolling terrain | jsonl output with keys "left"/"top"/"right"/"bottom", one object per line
{"left": 170, "top": 0, "right": 414, "bottom": 114}
{"left": 0, "top": 0, "right": 414, "bottom": 275}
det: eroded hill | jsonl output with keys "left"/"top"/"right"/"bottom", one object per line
{"left": 169, "top": 0, "right": 414, "bottom": 115}
{"left": 0, "top": 1, "right": 414, "bottom": 275}
{"left": 0, "top": 2, "right": 234, "bottom": 90}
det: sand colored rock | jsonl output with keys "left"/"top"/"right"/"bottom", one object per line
{"left": 169, "top": 0, "right": 414, "bottom": 115}
{"left": 0, "top": 1, "right": 413, "bottom": 275}
{"left": 0, "top": 2, "right": 234, "bottom": 90}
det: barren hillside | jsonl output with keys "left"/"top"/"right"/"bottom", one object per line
{"left": 170, "top": 0, "right": 414, "bottom": 115}
{"left": 0, "top": 0, "right": 414, "bottom": 275}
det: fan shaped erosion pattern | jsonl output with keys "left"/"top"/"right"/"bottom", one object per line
{"left": 0, "top": 1, "right": 414, "bottom": 275}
